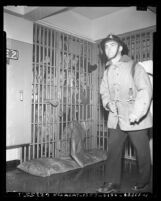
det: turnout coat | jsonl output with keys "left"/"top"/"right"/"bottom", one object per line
{"left": 100, "top": 55, "right": 152, "bottom": 131}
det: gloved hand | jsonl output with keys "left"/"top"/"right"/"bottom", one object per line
{"left": 129, "top": 113, "right": 139, "bottom": 124}
{"left": 106, "top": 101, "right": 117, "bottom": 114}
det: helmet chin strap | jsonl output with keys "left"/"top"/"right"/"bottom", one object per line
{"left": 107, "top": 44, "right": 121, "bottom": 62}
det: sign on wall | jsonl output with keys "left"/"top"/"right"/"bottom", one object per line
{"left": 7, "top": 48, "right": 19, "bottom": 60}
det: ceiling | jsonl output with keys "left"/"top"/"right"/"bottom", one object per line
{"left": 70, "top": 7, "right": 128, "bottom": 19}
{"left": 4, "top": 6, "right": 131, "bottom": 21}
{"left": 4, "top": 6, "right": 156, "bottom": 42}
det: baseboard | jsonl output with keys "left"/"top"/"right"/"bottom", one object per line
{"left": 6, "top": 160, "right": 20, "bottom": 170}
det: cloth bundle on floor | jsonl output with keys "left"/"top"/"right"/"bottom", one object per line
{"left": 71, "top": 121, "right": 107, "bottom": 167}
{"left": 17, "top": 121, "right": 107, "bottom": 177}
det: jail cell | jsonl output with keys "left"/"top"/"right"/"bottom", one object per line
{"left": 29, "top": 23, "right": 95, "bottom": 161}
{"left": 120, "top": 26, "right": 155, "bottom": 62}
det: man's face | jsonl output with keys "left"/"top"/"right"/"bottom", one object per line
{"left": 104, "top": 40, "right": 119, "bottom": 59}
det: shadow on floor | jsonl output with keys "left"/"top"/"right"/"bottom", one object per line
{"left": 6, "top": 159, "right": 152, "bottom": 194}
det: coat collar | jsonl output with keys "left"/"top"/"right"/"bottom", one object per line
{"left": 119, "top": 55, "right": 132, "bottom": 62}
{"left": 106, "top": 55, "right": 132, "bottom": 66}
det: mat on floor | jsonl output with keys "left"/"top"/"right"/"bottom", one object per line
{"left": 17, "top": 121, "right": 107, "bottom": 177}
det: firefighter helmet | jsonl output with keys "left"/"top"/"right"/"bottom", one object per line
{"left": 100, "top": 34, "right": 129, "bottom": 56}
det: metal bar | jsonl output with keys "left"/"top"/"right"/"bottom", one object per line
{"left": 45, "top": 27, "right": 49, "bottom": 157}
{"left": 88, "top": 45, "right": 91, "bottom": 150}
{"left": 129, "top": 141, "right": 132, "bottom": 158}
{"left": 150, "top": 31, "right": 153, "bottom": 60}
{"left": 143, "top": 32, "right": 146, "bottom": 61}
{"left": 66, "top": 34, "right": 70, "bottom": 156}
{"left": 24, "top": 146, "right": 26, "bottom": 162}
{"left": 37, "top": 25, "right": 41, "bottom": 159}
{"left": 44, "top": 28, "right": 47, "bottom": 157}
{"left": 49, "top": 28, "right": 52, "bottom": 157}
{"left": 90, "top": 44, "right": 93, "bottom": 150}
{"left": 98, "top": 68, "right": 101, "bottom": 149}
{"left": 130, "top": 35, "right": 133, "bottom": 60}
{"left": 139, "top": 33, "right": 141, "bottom": 61}
{"left": 32, "top": 24, "right": 37, "bottom": 159}
{"left": 101, "top": 40, "right": 105, "bottom": 150}
{"left": 20, "top": 147, "right": 23, "bottom": 163}
{"left": 91, "top": 43, "right": 98, "bottom": 150}
{"left": 88, "top": 42, "right": 91, "bottom": 150}
{"left": 28, "top": 145, "right": 31, "bottom": 160}
{"left": 35, "top": 28, "right": 38, "bottom": 159}
{"left": 85, "top": 41, "right": 88, "bottom": 150}
{"left": 102, "top": 106, "right": 105, "bottom": 150}
{"left": 70, "top": 39, "right": 73, "bottom": 122}
{"left": 144, "top": 32, "right": 147, "bottom": 60}
{"left": 129, "top": 34, "right": 132, "bottom": 58}
{"left": 133, "top": 35, "right": 136, "bottom": 61}
{"left": 41, "top": 26, "right": 45, "bottom": 158}
{"left": 61, "top": 33, "right": 65, "bottom": 156}
{"left": 140, "top": 33, "right": 143, "bottom": 61}
{"left": 78, "top": 39, "right": 81, "bottom": 122}
{"left": 31, "top": 25, "right": 35, "bottom": 160}
{"left": 146, "top": 32, "right": 150, "bottom": 60}
{"left": 52, "top": 29, "right": 56, "bottom": 158}
{"left": 74, "top": 39, "right": 77, "bottom": 121}
{"left": 82, "top": 40, "right": 84, "bottom": 123}
{"left": 137, "top": 34, "right": 141, "bottom": 61}
{"left": 48, "top": 30, "right": 51, "bottom": 157}
{"left": 55, "top": 31, "right": 60, "bottom": 158}
{"left": 147, "top": 32, "right": 150, "bottom": 60}
{"left": 65, "top": 34, "right": 68, "bottom": 155}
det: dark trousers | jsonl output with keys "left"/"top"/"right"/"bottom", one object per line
{"left": 104, "top": 125, "right": 151, "bottom": 186}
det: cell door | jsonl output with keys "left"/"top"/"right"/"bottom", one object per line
{"left": 30, "top": 23, "right": 96, "bottom": 160}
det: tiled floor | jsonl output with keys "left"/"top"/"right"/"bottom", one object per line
{"left": 6, "top": 159, "right": 152, "bottom": 194}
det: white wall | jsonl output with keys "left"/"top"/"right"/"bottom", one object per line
{"left": 92, "top": 7, "right": 156, "bottom": 40}
{"left": 4, "top": 13, "right": 33, "bottom": 161}
{"left": 3, "top": 12, "right": 33, "bottom": 44}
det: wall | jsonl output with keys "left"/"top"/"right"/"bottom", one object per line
{"left": 4, "top": 13, "right": 33, "bottom": 161}
{"left": 92, "top": 7, "right": 156, "bottom": 41}
{"left": 7, "top": 39, "right": 33, "bottom": 146}
{"left": 4, "top": 13, "right": 33, "bottom": 44}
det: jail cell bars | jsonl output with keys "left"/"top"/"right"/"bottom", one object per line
{"left": 96, "top": 56, "right": 108, "bottom": 151}
{"left": 119, "top": 26, "right": 155, "bottom": 62}
{"left": 29, "top": 23, "right": 95, "bottom": 161}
